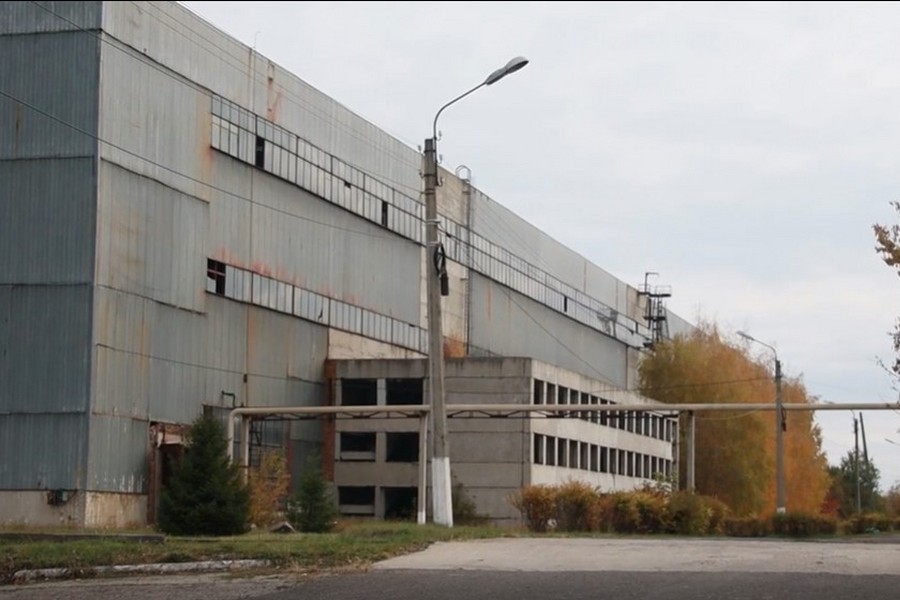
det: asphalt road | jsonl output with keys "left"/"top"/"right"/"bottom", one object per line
{"left": 4, "top": 537, "right": 900, "bottom": 600}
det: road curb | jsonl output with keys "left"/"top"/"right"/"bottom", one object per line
{"left": 12, "top": 559, "right": 271, "bottom": 584}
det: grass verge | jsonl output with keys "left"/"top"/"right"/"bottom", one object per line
{"left": 1, "top": 520, "right": 516, "bottom": 583}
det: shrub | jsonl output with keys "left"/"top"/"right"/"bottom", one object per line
{"left": 453, "top": 481, "right": 490, "bottom": 526}
{"left": 846, "top": 513, "right": 894, "bottom": 534}
{"left": 772, "top": 512, "right": 837, "bottom": 536}
{"left": 510, "top": 485, "right": 557, "bottom": 532}
{"left": 633, "top": 491, "right": 669, "bottom": 534}
{"left": 555, "top": 480, "right": 600, "bottom": 532}
{"left": 666, "top": 491, "right": 710, "bottom": 535}
{"left": 157, "top": 414, "right": 250, "bottom": 536}
{"left": 608, "top": 492, "right": 642, "bottom": 533}
{"left": 704, "top": 497, "right": 730, "bottom": 535}
{"left": 286, "top": 456, "right": 337, "bottom": 533}
{"left": 249, "top": 450, "right": 291, "bottom": 527}
{"left": 724, "top": 517, "right": 770, "bottom": 537}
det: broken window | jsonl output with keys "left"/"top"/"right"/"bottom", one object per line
{"left": 386, "top": 378, "right": 423, "bottom": 405}
{"left": 383, "top": 487, "right": 416, "bottom": 520}
{"left": 342, "top": 378, "right": 377, "bottom": 406}
{"left": 207, "top": 259, "right": 226, "bottom": 295}
{"left": 339, "top": 432, "right": 376, "bottom": 461}
{"left": 338, "top": 486, "right": 375, "bottom": 515}
{"left": 385, "top": 432, "right": 419, "bottom": 463}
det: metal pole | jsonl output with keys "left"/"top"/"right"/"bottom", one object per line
{"left": 424, "top": 136, "right": 453, "bottom": 527}
{"left": 240, "top": 416, "right": 251, "bottom": 484}
{"left": 417, "top": 412, "right": 428, "bottom": 525}
{"left": 854, "top": 416, "right": 862, "bottom": 515}
{"left": 687, "top": 411, "right": 696, "bottom": 493}
{"left": 774, "top": 358, "right": 786, "bottom": 514}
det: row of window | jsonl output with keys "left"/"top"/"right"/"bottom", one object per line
{"left": 210, "top": 95, "right": 651, "bottom": 349}
{"left": 533, "top": 434, "right": 673, "bottom": 479}
{"left": 533, "top": 379, "right": 675, "bottom": 442}
{"left": 338, "top": 431, "right": 419, "bottom": 463}
{"left": 207, "top": 259, "right": 427, "bottom": 353}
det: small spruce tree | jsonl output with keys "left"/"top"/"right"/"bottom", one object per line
{"left": 287, "top": 456, "right": 337, "bottom": 533}
{"left": 157, "top": 414, "right": 250, "bottom": 536}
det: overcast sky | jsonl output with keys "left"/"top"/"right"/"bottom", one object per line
{"left": 181, "top": 1, "right": 900, "bottom": 491}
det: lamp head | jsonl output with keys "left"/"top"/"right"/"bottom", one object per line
{"left": 484, "top": 56, "right": 529, "bottom": 86}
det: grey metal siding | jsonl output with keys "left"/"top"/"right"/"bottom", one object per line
{"left": 0, "top": 158, "right": 96, "bottom": 284}
{"left": 249, "top": 174, "right": 422, "bottom": 323}
{"left": 0, "top": 413, "right": 86, "bottom": 489}
{"left": 95, "top": 161, "right": 207, "bottom": 312}
{"left": 0, "top": 284, "right": 91, "bottom": 490}
{"left": 468, "top": 273, "right": 628, "bottom": 388}
{"left": 0, "top": 284, "right": 92, "bottom": 414}
{"left": 87, "top": 415, "right": 147, "bottom": 493}
{"left": 0, "top": 31, "right": 100, "bottom": 160}
{"left": 0, "top": 1, "right": 101, "bottom": 35}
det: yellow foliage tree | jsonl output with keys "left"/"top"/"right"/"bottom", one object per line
{"left": 248, "top": 450, "right": 291, "bottom": 527}
{"left": 639, "top": 321, "right": 829, "bottom": 516}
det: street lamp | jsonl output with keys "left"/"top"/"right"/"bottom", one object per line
{"left": 737, "top": 330, "right": 786, "bottom": 514}
{"left": 424, "top": 56, "right": 529, "bottom": 527}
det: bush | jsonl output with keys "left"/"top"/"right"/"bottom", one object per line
{"left": 772, "top": 512, "right": 838, "bottom": 537}
{"left": 846, "top": 513, "right": 895, "bottom": 534}
{"left": 724, "top": 517, "right": 770, "bottom": 537}
{"left": 157, "top": 414, "right": 250, "bottom": 536}
{"left": 555, "top": 480, "right": 600, "bottom": 532}
{"left": 286, "top": 456, "right": 337, "bottom": 533}
{"left": 666, "top": 491, "right": 710, "bottom": 535}
{"left": 453, "top": 481, "right": 490, "bottom": 526}
{"left": 633, "top": 491, "right": 670, "bottom": 534}
{"left": 249, "top": 451, "right": 291, "bottom": 527}
{"left": 510, "top": 485, "right": 557, "bottom": 532}
{"left": 704, "top": 497, "right": 730, "bottom": 534}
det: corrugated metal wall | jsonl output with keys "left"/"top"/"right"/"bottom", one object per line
{"left": 0, "top": 1, "right": 101, "bottom": 34}
{"left": 468, "top": 273, "right": 628, "bottom": 388}
{"left": 470, "top": 189, "right": 636, "bottom": 321}
{"left": 0, "top": 4, "right": 100, "bottom": 493}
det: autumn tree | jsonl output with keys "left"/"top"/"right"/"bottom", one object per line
{"left": 639, "top": 322, "right": 830, "bottom": 516}
{"left": 873, "top": 201, "right": 900, "bottom": 380}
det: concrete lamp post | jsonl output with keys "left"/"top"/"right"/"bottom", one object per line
{"left": 738, "top": 330, "right": 786, "bottom": 514}
{"left": 424, "top": 56, "right": 529, "bottom": 527}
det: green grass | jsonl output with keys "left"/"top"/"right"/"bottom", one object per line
{"left": 0, "top": 520, "right": 517, "bottom": 583}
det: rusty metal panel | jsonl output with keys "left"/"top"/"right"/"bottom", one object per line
{"left": 0, "top": 30, "right": 99, "bottom": 160}
{"left": 468, "top": 273, "right": 628, "bottom": 388}
{"left": 250, "top": 177, "right": 422, "bottom": 324}
{"left": 0, "top": 413, "right": 87, "bottom": 489}
{"left": 87, "top": 415, "right": 148, "bottom": 493}
{"left": 0, "top": 158, "right": 96, "bottom": 284}
{"left": 95, "top": 162, "right": 207, "bottom": 312}
{"left": 102, "top": 1, "right": 423, "bottom": 210}
{"left": 0, "top": 1, "right": 101, "bottom": 34}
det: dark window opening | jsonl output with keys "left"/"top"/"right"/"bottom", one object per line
{"left": 534, "top": 434, "right": 544, "bottom": 465}
{"left": 546, "top": 436, "right": 556, "bottom": 466}
{"left": 344, "top": 180, "right": 352, "bottom": 189}
{"left": 557, "top": 438, "right": 567, "bottom": 467}
{"left": 533, "top": 380, "right": 544, "bottom": 405}
{"left": 339, "top": 486, "right": 375, "bottom": 507}
{"left": 342, "top": 378, "right": 377, "bottom": 406}
{"left": 255, "top": 135, "right": 265, "bottom": 168}
{"left": 386, "top": 432, "right": 419, "bottom": 463}
{"left": 207, "top": 259, "right": 226, "bottom": 295}
{"left": 340, "top": 432, "right": 376, "bottom": 460}
{"left": 383, "top": 487, "right": 417, "bottom": 520}
{"left": 564, "top": 295, "right": 569, "bottom": 312}
{"left": 386, "top": 378, "right": 423, "bottom": 405}
{"left": 381, "top": 201, "right": 389, "bottom": 227}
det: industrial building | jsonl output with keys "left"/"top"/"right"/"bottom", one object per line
{"left": 0, "top": 0, "right": 690, "bottom": 527}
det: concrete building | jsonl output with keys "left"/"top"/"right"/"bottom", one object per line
{"left": 330, "top": 358, "right": 676, "bottom": 525}
{"left": 0, "top": 0, "right": 691, "bottom": 527}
